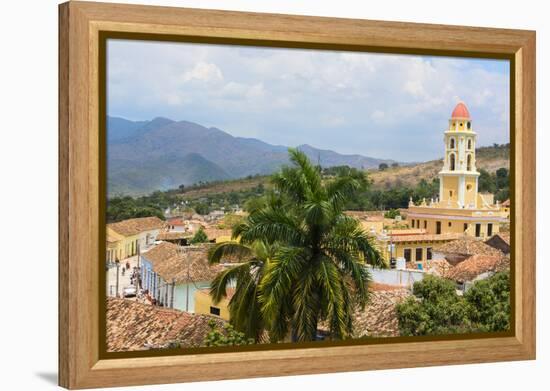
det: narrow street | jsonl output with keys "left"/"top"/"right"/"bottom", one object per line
{"left": 106, "top": 254, "right": 140, "bottom": 298}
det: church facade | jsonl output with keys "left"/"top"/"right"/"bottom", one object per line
{"left": 406, "top": 102, "right": 508, "bottom": 239}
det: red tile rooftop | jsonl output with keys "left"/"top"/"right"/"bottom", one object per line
{"left": 106, "top": 298, "right": 225, "bottom": 352}
{"left": 451, "top": 101, "right": 471, "bottom": 119}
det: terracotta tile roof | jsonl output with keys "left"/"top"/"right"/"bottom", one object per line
{"left": 142, "top": 242, "right": 226, "bottom": 283}
{"left": 425, "top": 258, "right": 453, "bottom": 277}
{"left": 203, "top": 228, "right": 233, "bottom": 241}
{"left": 501, "top": 199, "right": 510, "bottom": 207}
{"left": 487, "top": 232, "right": 510, "bottom": 246}
{"left": 157, "top": 231, "right": 192, "bottom": 240}
{"left": 368, "top": 282, "right": 406, "bottom": 292}
{"left": 167, "top": 217, "right": 185, "bottom": 226}
{"left": 106, "top": 233, "right": 120, "bottom": 244}
{"left": 141, "top": 241, "right": 180, "bottom": 266}
{"left": 108, "top": 216, "right": 165, "bottom": 237}
{"left": 352, "top": 288, "right": 411, "bottom": 338}
{"left": 318, "top": 286, "right": 410, "bottom": 338}
{"left": 106, "top": 298, "right": 225, "bottom": 351}
{"left": 433, "top": 236, "right": 503, "bottom": 257}
{"left": 445, "top": 254, "right": 510, "bottom": 282}
{"left": 484, "top": 232, "right": 511, "bottom": 254}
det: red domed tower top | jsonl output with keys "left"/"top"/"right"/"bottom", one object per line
{"left": 451, "top": 102, "right": 471, "bottom": 119}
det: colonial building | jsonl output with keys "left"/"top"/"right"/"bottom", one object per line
{"left": 377, "top": 229, "right": 462, "bottom": 266}
{"left": 140, "top": 241, "right": 230, "bottom": 312}
{"left": 106, "top": 216, "right": 165, "bottom": 262}
{"left": 406, "top": 102, "right": 508, "bottom": 239}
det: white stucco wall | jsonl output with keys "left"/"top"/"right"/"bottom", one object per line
{"left": 368, "top": 267, "right": 424, "bottom": 288}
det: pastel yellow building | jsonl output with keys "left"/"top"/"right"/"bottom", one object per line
{"left": 344, "top": 211, "right": 385, "bottom": 235}
{"left": 194, "top": 288, "right": 232, "bottom": 320}
{"left": 406, "top": 102, "right": 508, "bottom": 239}
{"left": 377, "top": 229, "right": 462, "bottom": 265}
{"left": 106, "top": 216, "right": 165, "bottom": 262}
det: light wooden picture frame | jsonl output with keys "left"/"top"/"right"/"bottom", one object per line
{"left": 59, "top": 1, "right": 536, "bottom": 389}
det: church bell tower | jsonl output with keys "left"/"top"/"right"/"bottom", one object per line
{"left": 438, "top": 102, "right": 480, "bottom": 209}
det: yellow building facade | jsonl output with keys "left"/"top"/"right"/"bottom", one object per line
{"left": 194, "top": 288, "right": 231, "bottom": 320}
{"left": 377, "top": 229, "right": 462, "bottom": 265}
{"left": 406, "top": 102, "right": 508, "bottom": 240}
{"left": 106, "top": 216, "right": 165, "bottom": 262}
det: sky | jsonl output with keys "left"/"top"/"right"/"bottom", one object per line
{"left": 107, "top": 39, "right": 510, "bottom": 161}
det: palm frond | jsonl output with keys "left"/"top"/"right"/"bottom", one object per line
{"left": 325, "top": 215, "right": 386, "bottom": 268}
{"left": 259, "top": 247, "right": 307, "bottom": 340}
{"left": 209, "top": 263, "right": 253, "bottom": 304}
{"left": 325, "top": 175, "right": 362, "bottom": 212}
{"left": 316, "top": 257, "right": 348, "bottom": 339}
{"left": 287, "top": 148, "right": 322, "bottom": 195}
{"left": 291, "top": 270, "right": 320, "bottom": 341}
{"left": 325, "top": 247, "right": 371, "bottom": 308}
{"left": 239, "top": 207, "right": 305, "bottom": 246}
{"left": 272, "top": 166, "right": 309, "bottom": 203}
{"left": 207, "top": 241, "right": 253, "bottom": 265}
{"left": 228, "top": 270, "right": 264, "bottom": 341}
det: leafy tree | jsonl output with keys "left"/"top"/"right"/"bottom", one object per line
{"left": 495, "top": 167, "right": 509, "bottom": 190}
{"left": 232, "top": 149, "right": 384, "bottom": 342}
{"left": 202, "top": 320, "right": 254, "bottom": 347}
{"left": 396, "top": 273, "right": 510, "bottom": 336}
{"left": 217, "top": 213, "right": 244, "bottom": 230}
{"left": 391, "top": 162, "right": 399, "bottom": 168}
{"left": 378, "top": 163, "right": 389, "bottom": 171}
{"left": 193, "top": 202, "right": 210, "bottom": 215}
{"left": 190, "top": 227, "right": 209, "bottom": 244}
{"left": 384, "top": 209, "right": 401, "bottom": 219}
{"left": 478, "top": 168, "right": 497, "bottom": 194}
{"left": 106, "top": 196, "right": 165, "bottom": 223}
{"left": 464, "top": 271, "right": 510, "bottom": 332}
{"left": 396, "top": 275, "right": 472, "bottom": 336}
{"left": 477, "top": 167, "right": 509, "bottom": 202}
{"left": 208, "top": 240, "right": 274, "bottom": 341}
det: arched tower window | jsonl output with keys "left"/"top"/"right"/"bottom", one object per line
{"left": 467, "top": 139, "right": 472, "bottom": 150}
{"left": 450, "top": 153, "right": 456, "bottom": 171}
{"left": 467, "top": 154, "right": 472, "bottom": 171}
{"left": 449, "top": 138, "right": 455, "bottom": 149}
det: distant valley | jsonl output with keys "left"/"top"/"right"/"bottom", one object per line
{"left": 107, "top": 116, "right": 395, "bottom": 196}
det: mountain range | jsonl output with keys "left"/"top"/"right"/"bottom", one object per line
{"left": 107, "top": 116, "right": 395, "bottom": 196}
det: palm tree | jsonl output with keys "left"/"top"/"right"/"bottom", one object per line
{"left": 233, "top": 149, "right": 385, "bottom": 342}
{"left": 207, "top": 240, "right": 274, "bottom": 342}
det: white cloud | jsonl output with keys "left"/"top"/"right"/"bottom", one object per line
{"left": 181, "top": 62, "right": 223, "bottom": 83}
{"left": 404, "top": 80, "right": 425, "bottom": 97}
{"left": 107, "top": 39, "right": 509, "bottom": 161}
{"left": 371, "top": 110, "right": 385, "bottom": 121}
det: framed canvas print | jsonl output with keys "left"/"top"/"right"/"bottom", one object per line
{"left": 58, "top": 1, "right": 536, "bottom": 389}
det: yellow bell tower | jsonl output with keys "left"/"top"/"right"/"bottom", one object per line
{"left": 439, "top": 102, "right": 479, "bottom": 209}
{"left": 406, "top": 101, "right": 508, "bottom": 238}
